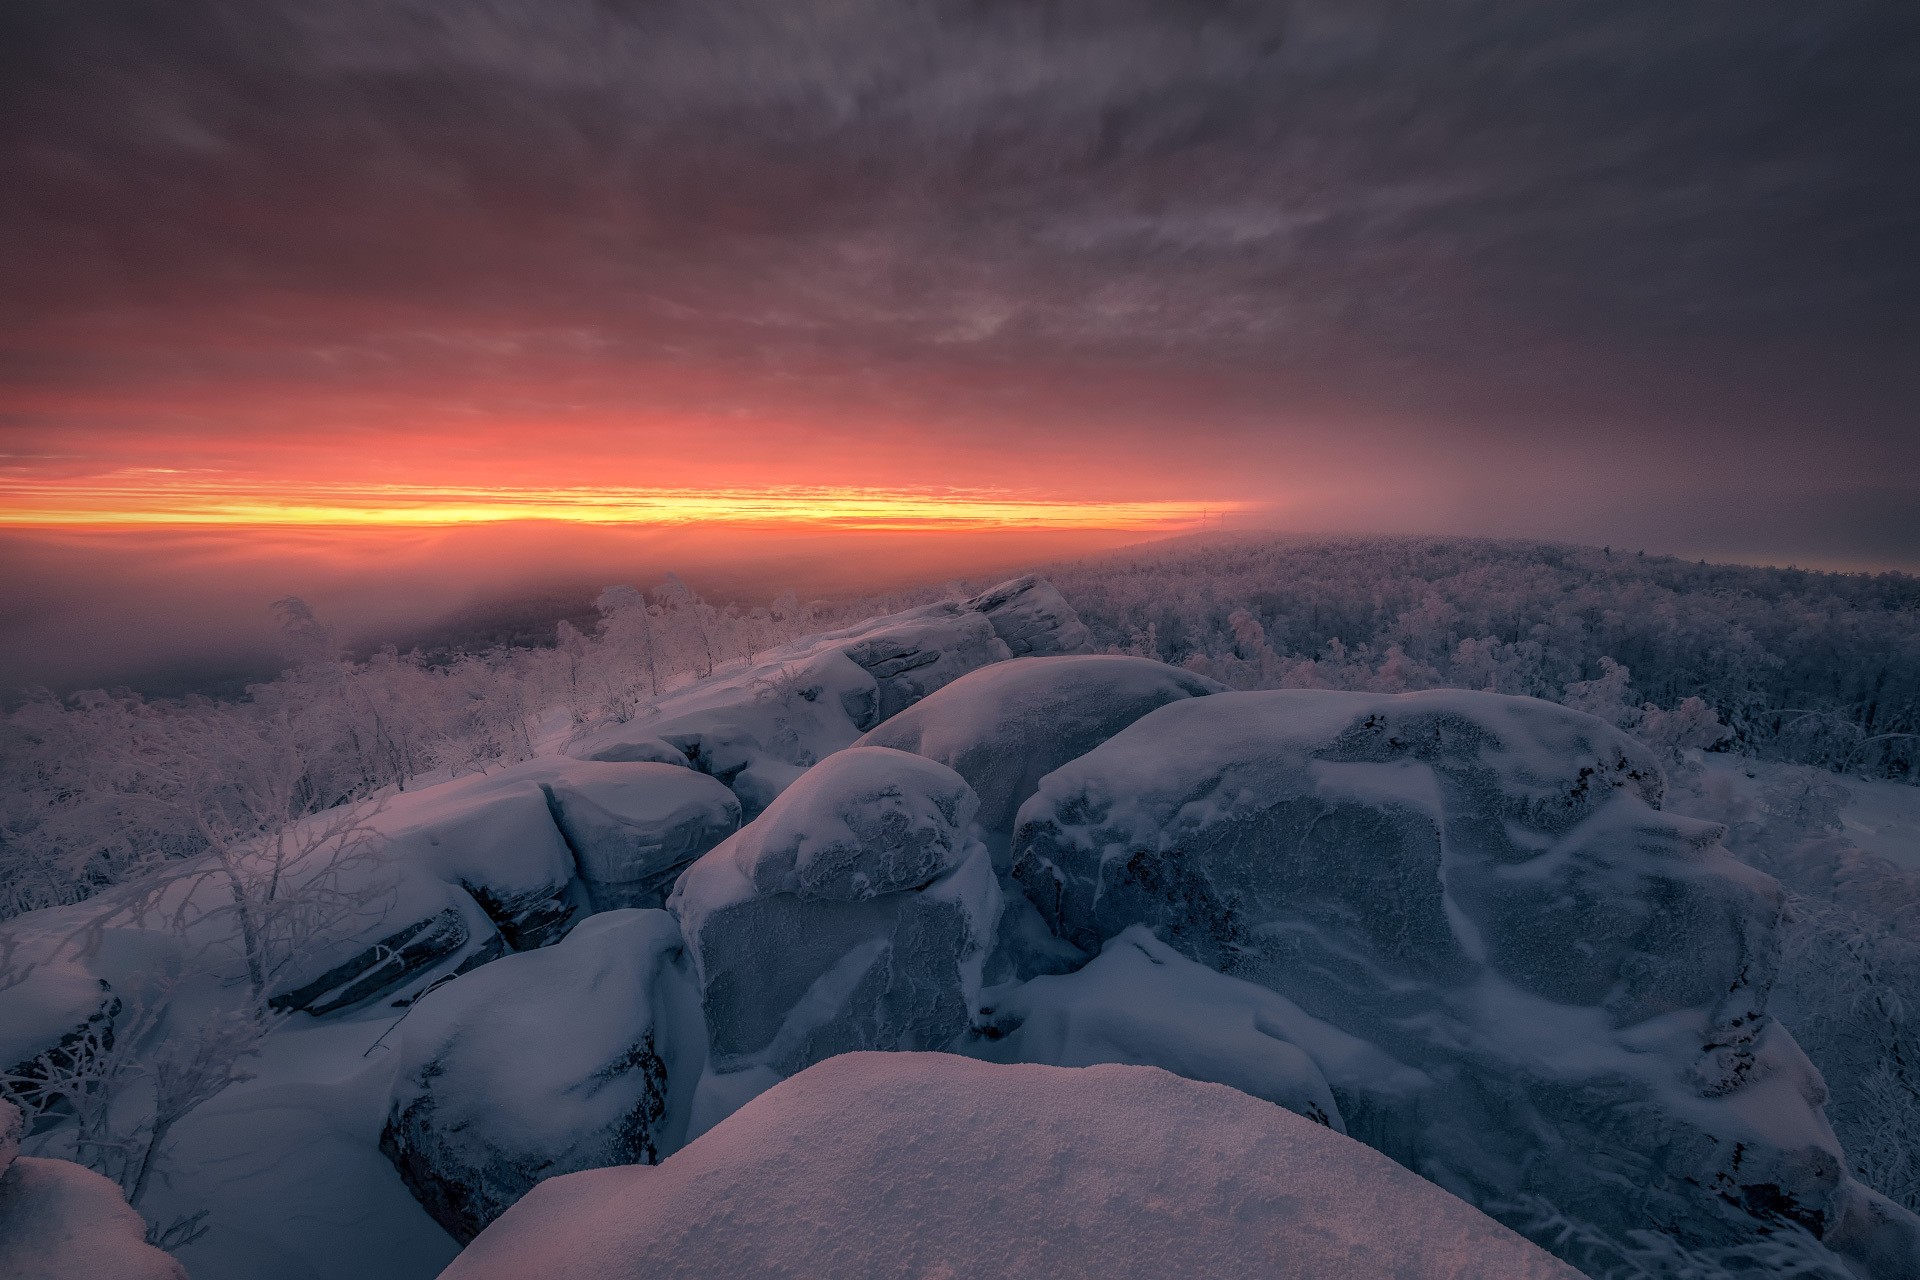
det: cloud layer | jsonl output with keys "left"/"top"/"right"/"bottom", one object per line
{"left": 3, "top": 0, "right": 1916, "bottom": 561}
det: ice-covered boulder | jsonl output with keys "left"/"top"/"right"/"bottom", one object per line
{"left": 667, "top": 748, "right": 1001, "bottom": 1079}
{"left": 0, "top": 1100, "right": 188, "bottom": 1280}
{"left": 379, "top": 910, "right": 704, "bottom": 1244}
{"left": 1011, "top": 688, "right": 1912, "bottom": 1270}
{"left": 382, "top": 785, "right": 584, "bottom": 951}
{"left": 964, "top": 573, "right": 1095, "bottom": 658}
{"left": 541, "top": 763, "right": 740, "bottom": 911}
{"left": 858, "top": 655, "right": 1221, "bottom": 860}
{"left": 440, "top": 1053, "right": 1579, "bottom": 1280}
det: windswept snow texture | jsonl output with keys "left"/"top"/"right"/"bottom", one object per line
{"left": 1011, "top": 688, "right": 1913, "bottom": 1268}
{"left": 857, "top": 655, "right": 1221, "bottom": 861}
{"left": 380, "top": 910, "right": 705, "bottom": 1244}
{"left": 441, "top": 1053, "right": 1580, "bottom": 1280}
{"left": 0, "top": 1101, "right": 187, "bottom": 1280}
{"left": 668, "top": 748, "right": 1000, "bottom": 1077}
{"left": 542, "top": 764, "right": 740, "bottom": 911}
{"left": 974, "top": 924, "right": 1421, "bottom": 1135}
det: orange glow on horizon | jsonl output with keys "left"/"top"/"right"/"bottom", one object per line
{"left": 0, "top": 473, "right": 1250, "bottom": 532}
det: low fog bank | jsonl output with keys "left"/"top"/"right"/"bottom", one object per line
{"left": 0, "top": 523, "right": 1150, "bottom": 697}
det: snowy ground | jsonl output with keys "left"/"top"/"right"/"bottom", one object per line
{"left": 1689, "top": 754, "right": 1920, "bottom": 871}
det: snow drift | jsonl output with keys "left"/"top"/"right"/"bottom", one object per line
{"left": 0, "top": 1100, "right": 187, "bottom": 1280}
{"left": 439, "top": 1053, "right": 1580, "bottom": 1280}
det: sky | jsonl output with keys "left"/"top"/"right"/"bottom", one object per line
{"left": 2, "top": 0, "right": 1918, "bottom": 689}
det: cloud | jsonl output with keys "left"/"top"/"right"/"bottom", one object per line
{"left": 0, "top": 0, "right": 1914, "bottom": 559}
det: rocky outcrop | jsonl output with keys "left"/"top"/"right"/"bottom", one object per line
{"left": 542, "top": 763, "right": 740, "bottom": 911}
{"left": 1010, "top": 687, "right": 1910, "bottom": 1270}
{"left": 379, "top": 910, "right": 705, "bottom": 1244}
{"left": 667, "top": 748, "right": 1001, "bottom": 1079}
{"left": 965, "top": 574, "right": 1094, "bottom": 658}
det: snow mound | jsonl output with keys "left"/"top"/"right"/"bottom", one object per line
{"left": 668, "top": 748, "right": 1001, "bottom": 1078}
{"left": 0, "top": 1101, "right": 187, "bottom": 1280}
{"left": 380, "top": 910, "right": 704, "bottom": 1244}
{"left": 973, "top": 924, "right": 1426, "bottom": 1135}
{"left": 1011, "top": 688, "right": 1907, "bottom": 1267}
{"left": 440, "top": 1052, "right": 1579, "bottom": 1280}
{"left": 541, "top": 763, "right": 740, "bottom": 911}
{"left": 857, "top": 655, "right": 1221, "bottom": 860}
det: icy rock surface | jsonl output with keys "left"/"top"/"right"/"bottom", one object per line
{"left": 668, "top": 747, "right": 1001, "bottom": 1077}
{"left": 542, "top": 763, "right": 740, "bottom": 910}
{"left": 0, "top": 1100, "right": 188, "bottom": 1280}
{"left": 441, "top": 1053, "right": 1579, "bottom": 1280}
{"left": 1011, "top": 688, "right": 1907, "bottom": 1268}
{"left": 858, "top": 654, "right": 1221, "bottom": 859}
{"left": 964, "top": 573, "right": 1095, "bottom": 658}
{"left": 380, "top": 910, "right": 704, "bottom": 1244}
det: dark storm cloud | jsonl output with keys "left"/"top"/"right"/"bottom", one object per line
{"left": 2, "top": 0, "right": 1917, "bottom": 495}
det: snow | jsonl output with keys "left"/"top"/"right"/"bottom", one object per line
{"left": 563, "top": 575, "right": 1094, "bottom": 817}
{"left": 380, "top": 785, "right": 583, "bottom": 951}
{"left": 8, "top": 575, "right": 1919, "bottom": 1280}
{"left": 668, "top": 748, "right": 1001, "bottom": 1078}
{"left": 0, "top": 1100, "right": 187, "bottom": 1280}
{"left": 856, "top": 654, "right": 1221, "bottom": 860}
{"left": 379, "top": 910, "right": 705, "bottom": 1243}
{"left": 0, "top": 1157, "right": 189, "bottom": 1280}
{"left": 1008, "top": 688, "right": 1887, "bottom": 1262}
{"left": 139, "top": 1012, "right": 461, "bottom": 1280}
{"left": 440, "top": 1052, "right": 1581, "bottom": 1280}
{"left": 541, "top": 763, "right": 740, "bottom": 910}
{"left": 970, "top": 924, "right": 1423, "bottom": 1132}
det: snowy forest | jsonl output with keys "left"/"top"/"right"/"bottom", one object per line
{"left": 3, "top": 535, "right": 1919, "bottom": 1279}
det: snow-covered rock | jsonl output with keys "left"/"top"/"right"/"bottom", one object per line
{"left": 973, "top": 924, "right": 1422, "bottom": 1134}
{"left": 857, "top": 654, "right": 1221, "bottom": 860}
{"left": 379, "top": 910, "right": 704, "bottom": 1244}
{"left": 268, "top": 866, "right": 503, "bottom": 1017}
{"left": 541, "top": 763, "right": 740, "bottom": 911}
{"left": 667, "top": 748, "right": 1001, "bottom": 1079}
{"left": 964, "top": 573, "right": 1094, "bottom": 658}
{"left": 0, "top": 1100, "right": 187, "bottom": 1280}
{"left": 565, "top": 576, "right": 1094, "bottom": 817}
{"left": 381, "top": 785, "right": 584, "bottom": 951}
{"left": 1010, "top": 687, "right": 1911, "bottom": 1269}
{"left": 440, "top": 1053, "right": 1580, "bottom": 1280}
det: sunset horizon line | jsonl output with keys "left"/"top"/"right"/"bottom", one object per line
{"left": 0, "top": 476, "right": 1254, "bottom": 531}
